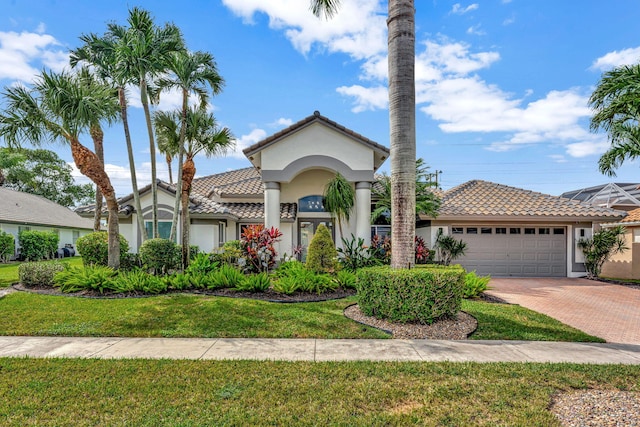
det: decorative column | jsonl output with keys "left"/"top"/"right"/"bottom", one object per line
{"left": 355, "top": 182, "right": 372, "bottom": 246}
{"left": 264, "top": 181, "right": 281, "bottom": 254}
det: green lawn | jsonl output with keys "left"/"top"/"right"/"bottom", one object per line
{"left": 0, "top": 257, "right": 83, "bottom": 288}
{"left": 1, "top": 358, "right": 638, "bottom": 426}
{"left": 0, "top": 291, "right": 603, "bottom": 341}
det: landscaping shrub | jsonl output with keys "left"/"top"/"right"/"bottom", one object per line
{"left": 163, "top": 273, "right": 192, "bottom": 291}
{"left": 272, "top": 276, "right": 300, "bottom": 295}
{"left": 240, "top": 225, "right": 282, "bottom": 273}
{"left": 435, "top": 229, "right": 467, "bottom": 266}
{"left": 18, "top": 230, "right": 59, "bottom": 261}
{"left": 185, "top": 252, "right": 218, "bottom": 275}
{"left": 18, "top": 260, "right": 66, "bottom": 287}
{"left": 577, "top": 225, "right": 627, "bottom": 278}
{"left": 337, "top": 235, "right": 380, "bottom": 271}
{"left": 334, "top": 270, "right": 357, "bottom": 289}
{"left": 54, "top": 265, "right": 117, "bottom": 294}
{"left": 207, "top": 264, "right": 245, "bottom": 289}
{"left": 463, "top": 271, "right": 491, "bottom": 298}
{"left": 356, "top": 265, "right": 465, "bottom": 324}
{"left": 110, "top": 270, "right": 167, "bottom": 294}
{"left": 76, "top": 232, "right": 130, "bottom": 267}
{"left": 305, "top": 223, "right": 337, "bottom": 273}
{"left": 369, "top": 234, "right": 391, "bottom": 265}
{"left": 120, "top": 252, "right": 141, "bottom": 271}
{"left": 213, "top": 240, "right": 243, "bottom": 266}
{"left": 0, "top": 231, "right": 15, "bottom": 262}
{"left": 235, "top": 272, "right": 271, "bottom": 292}
{"left": 301, "top": 274, "right": 338, "bottom": 294}
{"left": 139, "top": 238, "right": 180, "bottom": 275}
{"left": 414, "top": 236, "right": 431, "bottom": 264}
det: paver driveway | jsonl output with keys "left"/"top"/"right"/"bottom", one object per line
{"left": 486, "top": 278, "right": 640, "bottom": 344}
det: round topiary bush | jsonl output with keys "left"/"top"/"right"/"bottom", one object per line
{"left": 76, "top": 232, "right": 130, "bottom": 266}
{"left": 305, "top": 223, "right": 337, "bottom": 273}
{"left": 139, "top": 238, "right": 180, "bottom": 275}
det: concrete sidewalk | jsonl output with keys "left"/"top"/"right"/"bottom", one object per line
{"left": 2, "top": 336, "right": 640, "bottom": 364}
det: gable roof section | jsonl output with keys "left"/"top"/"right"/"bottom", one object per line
{"left": 1, "top": 187, "right": 94, "bottom": 230}
{"left": 431, "top": 180, "right": 626, "bottom": 221}
{"left": 243, "top": 111, "right": 390, "bottom": 160}
{"left": 191, "top": 167, "right": 262, "bottom": 198}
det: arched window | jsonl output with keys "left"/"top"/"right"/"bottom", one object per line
{"left": 298, "top": 195, "right": 326, "bottom": 212}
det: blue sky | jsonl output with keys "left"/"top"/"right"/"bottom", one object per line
{"left": 1, "top": 0, "right": 640, "bottom": 197}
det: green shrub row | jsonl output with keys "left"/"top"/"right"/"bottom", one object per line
{"left": 18, "top": 230, "right": 59, "bottom": 261}
{"left": 356, "top": 265, "right": 465, "bottom": 324}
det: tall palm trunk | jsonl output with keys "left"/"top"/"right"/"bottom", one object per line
{"left": 388, "top": 0, "right": 416, "bottom": 269}
{"left": 170, "top": 90, "right": 188, "bottom": 244}
{"left": 181, "top": 156, "right": 195, "bottom": 269}
{"left": 118, "top": 87, "right": 147, "bottom": 242}
{"left": 69, "top": 138, "right": 120, "bottom": 269}
{"left": 140, "top": 77, "right": 159, "bottom": 238}
{"left": 89, "top": 125, "right": 104, "bottom": 232}
{"left": 165, "top": 154, "right": 173, "bottom": 184}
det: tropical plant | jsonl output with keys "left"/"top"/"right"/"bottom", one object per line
{"left": 235, "top": 272, "right": 271, "bottom": 293}
{"left": 0, "top": 147, "right": 95, "bottom": 207}
{"left": 240, "top": 225, "right": 283, "bottom": 273}
{"left": 139, "top": 238, "right": 180, "bottom": 275}
{"left": 589, "top": 63, "right": 640, "bottom": 177}
{"left": 369, "top": 234, "right": 391, "bottom": 265}
{"left": 207, "top": 264, "right": 245, "bottom": 289}
{"left": 463, "top": 271, "right": 491, "bottom": 299}
{"left": 185, "top": 252, "right": 218, "bottom": 275}
{"left": 577, "top": 225, "right": 627, "bottom": 278}
{"left": 334, "top": 270, "right": 357, "bottom": 289}
{"left": 371, "top": 158, "right": 440, "bottom": 223}
{"left": 0, "top": 70, "right": 122, "bottom": 268}
{"left": 70, "top": 28, "right": 146, "bottom": 238}
{"left": 337, "top": 234, "right": 380, "bottom": 272}
{"left": 323, "top": 172, "right": 354, "bottom": 238}
{"left": 54, "top": 265, "right": 118, "bottom": 294}
{"left": 272, "top": 276, "right": 300, "bottom": 295}
{"left": 312, "top": 0, "right": 417, "bottom": 269}
{"left": 435, "top": 229, "right": 468, "bottom": 266}
{"left": 153, "top": 106, "right": 233, "bottom": 267}
{"left": 414, "top": 235, "right": 430, "bottom": 264}
{"left": 213, "top": 240, "right": 243, "bottom": 266}
{"left": 305, "top": 223, "right": 338, "bottom": 273}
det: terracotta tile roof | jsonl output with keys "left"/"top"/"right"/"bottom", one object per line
{"left": 222, "top": 202, "right": 297, "bottom": 221}
{"left": 191, "top": 167, "right": 262, "bottom": 198}
{"left": 1, "top": 187, "right": 94, "bottom": 229}
{"left": 243, "top": 111, "right": 389, "bottom": 158}
{"left": 431, "top": 180, "right": 627, "bottom": 220}
{"left": 620, "top": 208, "right": 640, "bottom": 223}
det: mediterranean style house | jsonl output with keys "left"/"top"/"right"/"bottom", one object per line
{"left": 0, "top": 187, "right": 93, "bottom": 259}
{"left": 77, "top": 112, "right": 626, "bottom": 277}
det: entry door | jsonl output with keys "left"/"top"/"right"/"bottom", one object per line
{"left": 298, "top": 219, "right": 334, "bottom": 261}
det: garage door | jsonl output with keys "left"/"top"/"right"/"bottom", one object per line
{"left": 452, "top": 226, "right": 566, "bottom": 277}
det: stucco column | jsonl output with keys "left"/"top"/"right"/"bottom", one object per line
{"left": 355, "top": 182, "right": 372, "bottom": 246}
{"left": 264, "top": 181, "right": 281, "bottom": 255}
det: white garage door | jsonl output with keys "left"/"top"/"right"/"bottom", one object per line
{"left": 452, "top": 226, "right": 567, "bottom": 277}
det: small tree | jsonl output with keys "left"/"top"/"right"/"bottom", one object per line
{"left": 324, "top": 172, "right": 354, "bottom": 239}
{"left": 0, "top": 231, "right": 15, "bottom": 262}
{"left": 577, "top": 225, "right": 627, "bottom": 279}
{"left": 435, "top": 229, "right": 467, "bottom": 266}
{"left": 306, "top": 223, "right": 337, "bottom": 273}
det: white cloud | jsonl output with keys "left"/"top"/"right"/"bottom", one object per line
{"left": 337, "top": 85, "right": 387, "bottom": 112}
{"left": 222, "top": 0, "right": 387, "bottom": 59}
{"left": 270, "top": 117, "right": 293, "bottom": 127}
{"left": 0, "top": 30, "right": 67, "bottom": 82}
{"left": 466, "top": 25, "right": 486, "bottom": 36}
{"left": 591, "top": 47, "right": 640, "bottom": 71}
{"left": 226, "top": 128, "right": 268, "bottom": 159}
{"left": 565, "top": 139, "right": 610, "bottom": 158}
{"left": 451, "top": 3, "right": 479, "bottom": 15}
{"left": 549, "top": 154, "right": 567, "bottom": 163}
{"left": 70, "top": 161, "right": 171, "bottom": 197}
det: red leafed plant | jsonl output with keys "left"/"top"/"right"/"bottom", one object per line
{"left": 414, "top": 236, "right": 430, "bottom": 264}
{"left": 240, "top": 225, "right": 283, "bottom": 273}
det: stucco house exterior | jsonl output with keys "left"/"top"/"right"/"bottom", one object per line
{"left": 0, "top": 187, "right": 93, "bottom": 259}
{"left": 77, "top": 112, "right": 626, "bottom": 277}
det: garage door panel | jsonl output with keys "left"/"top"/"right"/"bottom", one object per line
{"left": 455, "top": 225, "right": 566, "bottom": 277}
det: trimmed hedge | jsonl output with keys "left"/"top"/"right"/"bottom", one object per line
{"left": 356, "top": 265, "right": 465, "bottom": 324}
{"left": 18, "top": 230, "right": 59, "bottom": 261}
{"left": 19, "top": 260, "right": 67, "bottom": 287}
{"left": 139, "top": 238, "right": 180, "bottom": 275}
{"left": 76, "top": 232, "right": 130, "bottom": 266}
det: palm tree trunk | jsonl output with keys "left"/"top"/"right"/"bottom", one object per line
{"left": 388, "top": 0, "right": 416, "bottom": 269}
{"left": 166, "top": 155, "right": 173, "bottom": 184}
{"left": 69, "top": 138, "right": 120, "bottom": 269}
{"left": 89, "top": 125, "right": 104, "bottom": 232}
{"left": 119, "top": 87, "right": 147, "bottom": 243}
{"left": 170, "top": 90, "right": 188, "bottom": 243}
{"left": 140, "top": 78, "right": 158, "bottom": 238}
{"left": 181, "top": 157, "right": 196, "bottom": 269}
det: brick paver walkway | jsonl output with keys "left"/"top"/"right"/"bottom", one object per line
{"left": 487, "top": 278, "right": 640, "bottom": 344}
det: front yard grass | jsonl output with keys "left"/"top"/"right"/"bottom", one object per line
{"left": 0, "top": 291, "right": 603, "bottom": 341}
{"left": 1, "top": 358, "right": 638, "bottom": 426}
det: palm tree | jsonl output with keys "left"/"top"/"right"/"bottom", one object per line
{"left": 117, "top": 7, "right": 184, "bottom": 238}
{"left": 589, "top": 64, "right": 640, "bottom": 176}
{"left": 157, "top": 134, "right": 178, "bottom": 185}
{"left": 154, "top": 107, "right": 234, "bottom": 268}
{"left": 153, "top": 50, "right": 224, "bottom": 244}
{"left": 70, "top": 27, "right": 147, "bottom": 242}
{"left": 371, "top": 158, "right": 440, "bottom": 223}
{"left": 323, "top": 172, "right": 355, "bottom": 239}
{"left": 311, "top": 0, "right": 416, "bottom": 269}
{"left": 0, "top": 70, "right": 122, "bottom": 268}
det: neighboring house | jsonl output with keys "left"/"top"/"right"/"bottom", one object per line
{"left": 598, "top": 208, "right": 640, "bottom": 280}
{"left": 76, "top": 112, "right": 626, "bottom": 277}
{"left": 561, "top": 183, "right": 640, "bottom": 211}
{"left": 0, "top": 187, "right": 94, "bottom": 259}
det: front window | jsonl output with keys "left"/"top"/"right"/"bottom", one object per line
{"left": 145, "top": 221, "right": 173, "bottom": 240}
{"left": 298, "top": 195, "right": 326, "bottom": 212}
